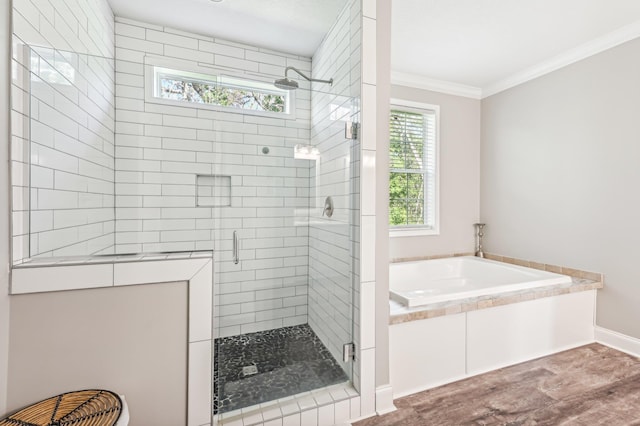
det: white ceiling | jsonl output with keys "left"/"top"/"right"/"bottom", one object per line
{"left": 392, "top": 0, "right": 640, "bottom": 96}
{"left": 107, "top": 0, "right": 346, "bottom": 57}
{"left": 108, "top": 0, "right": 640, "bottom": 96}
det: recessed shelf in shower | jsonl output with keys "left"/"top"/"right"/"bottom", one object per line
{"left": 196, "top": 175, "right": 231, "bottom": 207}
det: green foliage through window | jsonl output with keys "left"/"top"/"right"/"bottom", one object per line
{"left": 155, "top": 69, "right": 287, "bottom": 114}
{"left": 389, "top": 108, "right": 435, "bottom": 227}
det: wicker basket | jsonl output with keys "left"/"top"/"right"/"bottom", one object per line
{"left": 0, "top": 389, "right": 122, "bottom": 426}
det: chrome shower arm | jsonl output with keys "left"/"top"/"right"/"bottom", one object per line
{"left": 284, "top": 66, "right": 333, "bottom": 86}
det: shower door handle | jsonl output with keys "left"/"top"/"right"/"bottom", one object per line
{"left": 233, "top": 231, "right": 239, "bottom": 264}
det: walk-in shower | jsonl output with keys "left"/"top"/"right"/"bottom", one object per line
{"left": 10, "top": 0, "right": 362, "bottom": 419}
{"left": 212, "top": 2, "right": 358, "bottom": 409}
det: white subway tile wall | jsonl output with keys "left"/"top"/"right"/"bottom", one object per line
{"left": 308, "top": 0, "right": 362, "bottom": 378}
{"left": 11, "top": 0, "right": 116, "bottom": 262}
{"left": 10, "top": 0, "right": 379, "bottom": 422}
{"left": 29, "top": 48, "right": 116, "bottom": 258}
{"left": 357, "top": 2, "right": 379, "bottom": 415}
{"left": 112, "top": 17, "right": 314, "bottom": 335}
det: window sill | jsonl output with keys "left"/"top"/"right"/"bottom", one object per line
{"left": 144, "top": 96, "right": 296, "bottom": 121}
{"left": 390, "top": 228, "right": 440, "bottom": 238}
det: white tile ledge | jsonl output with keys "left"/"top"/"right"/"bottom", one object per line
{"left": 10, "top": 251, "right": 212, "bottom": 294}
{"left": 14, "top": 250, "right": 213, "bottom": 268}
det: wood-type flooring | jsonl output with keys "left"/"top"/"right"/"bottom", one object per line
{"left": 355, "top": 343, "right": 640, "bottom": 425}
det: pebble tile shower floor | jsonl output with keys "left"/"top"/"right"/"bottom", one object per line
{"left": 214, "top": 324, "right": 348, "bottom": 413}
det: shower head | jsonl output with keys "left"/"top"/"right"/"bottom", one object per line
{"left": 273, "top": 66, "right": 333, "bottom": 91}
{"left": 274, "top": 77, "right": 299, "bottom": 91}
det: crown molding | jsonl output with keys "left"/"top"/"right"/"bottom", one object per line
{"left": 393, "top": 20, "right": 640, "bottom": 100}
{"left": 483, "top": 19, "right": 640, "bottom": 98}
{"left": 391, "top": 71, "right": 482, "bottom": 99}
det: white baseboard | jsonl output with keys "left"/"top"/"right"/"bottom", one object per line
{"left": 375, "top": 385, "right": 396, "bottom": 415}
{"left": 595, "top": 326, "right": 640, "bottom": 358}
{"left": 392, "top": 374, "right": 468, "bottom": 400}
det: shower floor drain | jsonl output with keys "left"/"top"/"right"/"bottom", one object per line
{"left": 242, "top": 365, "right": 258, "bottom": 376}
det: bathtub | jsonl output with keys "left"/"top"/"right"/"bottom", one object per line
{"left": 390, "top": 256, "right": 572, "bottom": 307}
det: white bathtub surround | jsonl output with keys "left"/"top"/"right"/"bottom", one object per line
{"left": 388, "top": 255, "right": 602, "bottom": 401}
{"left": 389, "top": 253, "right": 603, "bottom": 323}
{"left": 390, "top": 256, "right": 572, "bottom": 307}
{"left": 389, "top": 253, "right": 604, "bottom": 324}
{"left": 391, "top": 274, "right": 602, "bottom": 325}
{"left": 9, "top": 252, "right": 214, "bottom": 425}
{"left": 390, "top": 290, "right": 597, "bottom": 398}
{"left": 391, "top": 314, "right": 466, "bottom": 397}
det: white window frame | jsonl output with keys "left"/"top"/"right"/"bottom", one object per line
{"left": 389, "top": 98, "right": 440, "bottom": 237}
{"left": 143, "top": 56, "right": 295, "bottom": 119}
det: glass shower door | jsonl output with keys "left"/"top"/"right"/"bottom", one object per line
{"left": 209, "top": 95, "right": 357, "bottom": 412}
{"left": 211, "top": 0, "right": 360, "bottom": 414}
{"left": 211, "top": 85, "right": 358, "bottom": 415}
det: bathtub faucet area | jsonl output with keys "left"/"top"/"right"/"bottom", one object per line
{"left": 474, "top": 223, "right": 486, "bottom": 258}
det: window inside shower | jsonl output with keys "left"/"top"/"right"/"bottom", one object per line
{"left": 11, "top": 0, "right": 362, "bottom": 417}
{"left": 152, "top": 66, "right": 291, "bottom": 115}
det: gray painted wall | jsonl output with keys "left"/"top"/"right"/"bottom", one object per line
{"left": 0, "top": 0, "right": 11, "bottom": 416}
{"left": 481, "top": 37, "right": 640, "bottom": 339}
{"left": 390, "top": 86, "right": 481, "bottom": 260}
{"left": 375, "top": 0, "right": 391, "bottom": 389}
{"left": 7, "top": 283, "right": 188, "bottom": 425}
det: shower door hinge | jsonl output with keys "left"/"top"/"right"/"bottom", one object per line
{"left": 345, "top": 122, "right": 359, "bottom": 140}
{"left": 343, "top": 342, "right": 356, "bottom": 362}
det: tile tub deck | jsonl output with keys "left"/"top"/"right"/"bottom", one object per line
{"left": 390, "top": 254, "right": 603, "bottom": 324}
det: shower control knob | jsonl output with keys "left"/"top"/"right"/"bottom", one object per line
{"left": 322, "top": 196, "right": 334, "bottom": 218}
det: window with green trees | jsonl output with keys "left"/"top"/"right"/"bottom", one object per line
{"left": 389, "top": 105, "right": 437, "bottom": 230}
{"left": 153, "top": 67, "right": 288, "bottom": 114}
